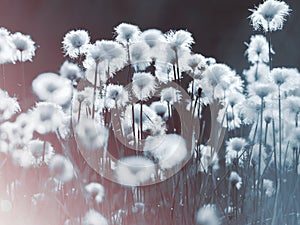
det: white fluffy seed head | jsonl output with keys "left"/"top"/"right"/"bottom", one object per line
{"left": 49, "top": 154, "right": 74, "bottom": 183}
{"left": 249, "top": 0, "right": 291, "bottom": 32}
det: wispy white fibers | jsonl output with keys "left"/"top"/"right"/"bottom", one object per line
{"left": 129, "top": 41, "right": 151, "bottom": 71}
{"left": 32, "top": 72, "right": 73, "bottom": 106}
{"left": 59, "top": 60, "right": 82, "bottom": 84}
{"left": 115, "top": 156, "right": 155, "bottom": 186}
{"left": 140, "top": 29, "right": 166, "bottom": 60}
{"left": 0, "top": 29, "right": 16, "bottom": 64}
{"left": 229, "top": 171, "right": 243, "bottom": 190}
{"left": 11, "top": 149, "right": 34, "bottom": 168}
{"left": 150, "top": 101, "right": 169, "bottom": 121}
{"left": 144, "top": 134, "right": 187, "bottom": 169}
{"left": 49, "top": 154, "right": 74, "bottom": 183}
{"left": 196, "top": 204, "right": 220, "bottom": 225}
{"left": 249, "top": 0, "right": 291, "bottom": 32}
{"left": 11, "top": 32, "right": 36, "bottom": 62}
{"left": 83, "top": 209, "right": 108, "bottom": 225}
{"left": 62, "top": 29, "right": 90, "bottom": 58}
{"left": 27, "top": 139, "right": 55, "bottom": 166}
{"left": 84, "top": 40, "right": 127, "bottom": 74}
{"left": 186, "top": 53, "right": 206, "bottom": 78}
{"left": 160, "top": 87, "right": 182, "bottom": 104}
{"left": 199, "top": 145, "right": 219, "bottom": 173}
{"left": 75, "top": 118, "right": 109, "bottom": 151}
{"left": 122, "top": 104, "right": 166, "bottom": 137}
{"left": 104, "top": 84, "right": 129, "bottom": 109}
{"left": 243, "top": 62, "right": 270, "bottom": 83}
{"left": 85, "top": 182, "right": 105, "bottom": 203}
{"left": 226, "top": 137, "right": 248, "bottom": 166}
{"left": 165, "top": 30, "right": 194, "bottom": 51}
{"left": 0, "top": 89, "right": 20, "bottom": 121}
{"left": 31, "top": 102, "right": 66, "bottom": 134}
{"left": 132, "top": 72, "right": 156, "bottom": 100}
{"left": 245, "top": 35, "right": 272, "bottom": 64}
{"left": 114, "top": 23, "right": 141, "bottom": 45}
{"left": 263, "top": 179, "right": 275, "bottom": 197}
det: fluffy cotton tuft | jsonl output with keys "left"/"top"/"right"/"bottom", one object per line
{"left": 49, "top": 154, "right": 74, "bottom": 183}
{"left": 11, "top": 32, "right": 36, "bottom": 62}
{"left": 143, "top": 134, "right": 187, "bottom": 169}
{"left": 83, "top": 209, "right": 108, "bottom": 225}
{"left": 196, "top": 204, "right": 220, "bottom": 225}
{"left": 32, "top": 72, "right": 73, "bottom": 106}
{"left": 62, "top": 29, "right": 90, "bottom": 58}
{"left": 75, "top": 118, "right": 109, "bottom": 151}
{"left": 249, "top": 0, "right": 291, "bottom": 32}
{"left": 114, "top": 156, "right": 155, "bottom": 186}
{"left": 114, "top": 23, "right": 141, "bottom": 45}
{"left": 246, "top": 35, "right": 271, "bottom": 64}
{"left": 132, "top": 72, "right": 156, "bottom": 100}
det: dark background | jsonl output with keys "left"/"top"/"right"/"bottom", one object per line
{"left": 0, "top": 0, "right": 299, "bottom": 105}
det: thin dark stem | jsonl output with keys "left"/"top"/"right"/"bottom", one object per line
{"left": 267, "top": 23, "right": 272, "bottom": 71}
{"left": 272, "top": 119, "right": 278, "bottom": 189}
{"left": 92, "top": 62, "right": 99, "bottom": 119}
{"left": 77, "top": 101, "right": 82, "bottom": 122}
{"left": 140, "top": 101, "right": 143, "bottom": 141}
{"left": 256, "top": 97, "right": 264, "bottom": 223}
{"left": 278, "top": 85, "right": 282, "bottom": 187}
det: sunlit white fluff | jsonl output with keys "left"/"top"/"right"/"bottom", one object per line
{"left": 49, "top": 154, "right": 74, "bottom": 183}
{"left": 32, "top": 72, "right": 73, "bottom": 106}
{"left": 140, "top": 29, "right": 166, "bottom": 60}
{"left": 165, "top": 30, "right": 194, "bottom": 50}
{"left": 11, "top": 32, "right": 36, "bottom": 62}
{"left": 271, "top": 67, "right": 299, "bottom": 92}
{"left": 129, "top": 41, "right": 151, "bottom": 71}
{"left": 122, "top": 104, "right": 166, "bottom": 137}
{"left": 249, "top": 0, "right": 291, "bottom": 32}
{"left": 132, "top": 72, "right": 156, "bottom": 100}
{"left": 83, "top": 209, "right": 108, "bottom": 225}
{"left": 27, "top": 139, "right": 55, "bottom": 166}
{"left": 75, "top": 118, "right": 109, "bottom": 151}
{"left": 248, "top": 81, "right": 275, "bottom": 99}
{"left": 218, "top": 106, "right": 242, "bottom": 130}
{"left": 84, "top": 63, "right": 107, "bottom": 87}
{"left": 62, "top": 29, "right": 90, "bottom": 58}
{"left": 115, "top": 156, "right": 155, "bottom": 186}
{"left": 243, "top": 62, "right": 270, "bottom": 83}
{"left": 186, "top": 53, "right": 206, "bottom": 78}
{"left": 85, "top": 182, "right": 105, "bottom": 203}
{"left": 59, "top": 60, "right": 82, "bottom": 84}
{"left": 0, "top": 89, "right": 20, "bottom": 121}
{"left": 245, "top": 35, "right": 271, "bottom": 64}
{"left": 11, "top": 149, "right": 34, "bottom": 168}
{"left": 143, "top": 134, "right": 187, "bottom": 169}
{"left": 114, "top": 23, "right": 140, "bottom": 46}
{"left": 196, "top": 204, "right": 220, "bottom": 225}
{"left": 14, "top": 112, "right": 35, "bottom": 144}
{"left": 226, "top": 137, "right": 247, "bottom": 153}
{"left": 263, "top": 179, "right": 275, "bottom": 197}
{"left": 201, "top": 63, "right": 235, "bottom": 101}
{"left": 85, "top": 40, "right": 127, "bottom": 70}
{"left": 0, "top": 35, "right": 15, "bottom": 64}
{"left": 150, "top": 101, "right": 169, "bottom": 120}
{"left": 31, "top": 102, "right": 66, "bottom": 134}
{"left": 229, "top": 171, "right": 243, "bottom": 190}
{"left": 160, "top": 87, "right": 181, "bottom": 104}
{"left": 199, "top": 145, "right": 219, "bottom": 173}
{"left": 154, "top": 62, "right": 174, "bottom": 83}
{"left": 105, "top": 84, "right": 129, "bottom": 109}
